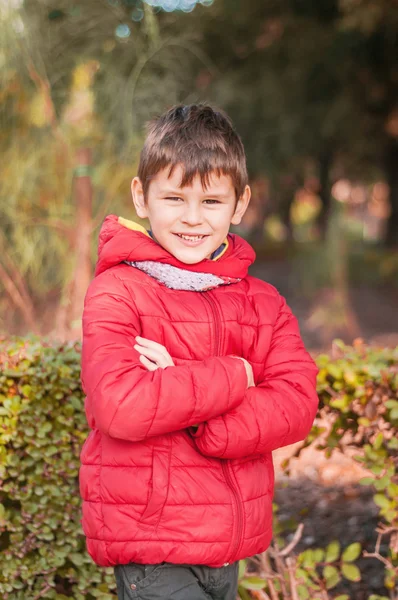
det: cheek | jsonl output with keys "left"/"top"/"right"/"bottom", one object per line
{"left": 148, "top": 207, "right": 175, "bottom": 230}
{"left": 208, "top": 207, "right": 235, "bottom": 229}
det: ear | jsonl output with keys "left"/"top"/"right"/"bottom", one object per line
{"left": 131, "top": 177, "right": 148, "bottom": 219}
{"left": 231, "top": 185, "right": 251, "bottom": 225}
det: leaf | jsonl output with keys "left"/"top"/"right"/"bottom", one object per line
{"left": 323, "top": 565, "right": 340, "bottom": 589}
{"left": 327, "top": 364, "right": 343, "bottom": 379}
{"left": 334, "top": 596, "right": 350, "bottom": 600}
{"left": 238, "top": 559, "right": 246, "bottom": 581}
{"left": 313, "top": 548, "right": 324, "bottom": 562}
{"left": 237, "top": 586, "right": 251, "bottom": 600}
{"left": 373, "top": 432, "right": 384, "bottom": 450}
{"left": 297, "top": 584, "right": 310, "bottom": 599}
{"left": 240, "top": 577, "right": 266, "bottom": 590}
{"left": 385, "top": 400, "right": 398, "bottom": 409}
{"left": 374, "top": 494, "right": 390, "bottom": 509}
{"left": 325, "top": 540, "right": 340, "bottom": 562}
{"left": 359, "top": 477, "right": 374, "bottom": 486}
{"left": 70, "top": 552, "right": 84, "bottom": 566}
{"left": 388, "top": 437, "right": 398, "bottom": 450}
{"left": 390, "top": 408, "right": 398, "bottom": 420}
{"left": 342, "top": 542, "right": 362, "bottom": 562}
{"left": 300, "top": 549, "right": 315, "bottom": 568}
{"left": 341, "top": 563, "right": 361, "bottom": 582}
{"left": 330, "top": 398, "right": 348, "bottom": 410}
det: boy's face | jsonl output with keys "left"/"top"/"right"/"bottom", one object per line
{"left": 131, "top": 164, "right": 251, "bottom": 264}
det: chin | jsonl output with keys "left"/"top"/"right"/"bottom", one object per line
{"left": 173, "top": 250, "right": 209, "bottom": 265}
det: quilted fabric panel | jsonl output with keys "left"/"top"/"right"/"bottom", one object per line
{"left": 79, "top": 215, "right": 319, "bottom": 568}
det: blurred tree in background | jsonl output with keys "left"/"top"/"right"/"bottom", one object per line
{"left": 191, "top": 0, "right": 398, "bottom": 242}
{"left": 0, "top": 0, "right": 210, "bottom": 337}
{"left": 0, "top": 0, "right": 397, "bottom": 340}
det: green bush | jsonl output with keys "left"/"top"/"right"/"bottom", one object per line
{"left": 0, "top": 337, "right": 115, "bottom": 599}
{"left": 0, "top": 337, "right": 397, "bottom": 599}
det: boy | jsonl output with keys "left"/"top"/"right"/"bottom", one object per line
{"left": 80, "top": 104, "right": 319, "bottom": 600}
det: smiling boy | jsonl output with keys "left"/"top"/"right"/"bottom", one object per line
{"left": 80, "top": 104, "right": 319, "bottom": 600}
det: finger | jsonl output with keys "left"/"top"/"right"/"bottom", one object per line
{"left": 139, "top": 354, "right": 158, "bottom": 371}
{"left": 134, "top": 344, "right": 162, "bottom": 362}
{"left": 135, "top": 336, "right": 169, "bottom": 354}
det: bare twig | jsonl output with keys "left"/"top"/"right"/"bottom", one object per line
{"left": 269, "top": 541, "right": 289, "bottom": 598}
{"left": 32, "top": 583, "right": 52, "bottom": 600}
{"left": 0, "top": 261, "right": 39, "bottom": 334}
{"left": 259, "top": 553, "right": 280, "bottom": 600}
{"left": 279, "top": 524, "right": 304, "bottom": 557}
{"left": 286, "top": 556, "right": 300, "bottom": 600}
{"left": 363, "top": 527, "right": 398, "bottom": 571}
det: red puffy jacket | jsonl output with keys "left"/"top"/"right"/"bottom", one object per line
{"left": 79, "top": 215, "right": 319, "bottom": 568}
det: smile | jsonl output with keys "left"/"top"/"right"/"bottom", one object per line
{"left": 175, "top": 234, "right": 208, "bottom": 241}
{"left": 173, "top": 233, "right": 210, "bottom": 246}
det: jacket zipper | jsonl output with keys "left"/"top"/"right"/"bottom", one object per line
{"left": 221, "top": 462, "right": 243, "bottom": 563}
{"left": 202, "top": 291, "right": 244, "bottom": 563}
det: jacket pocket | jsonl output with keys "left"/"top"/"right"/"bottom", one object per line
{"left": 138, "top": 436, "right": 172, "bottom": 531}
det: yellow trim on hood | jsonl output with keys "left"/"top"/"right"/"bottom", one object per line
{"left": 118, "top": 216, "right": 229, "bottom": 261}
{"left": 118, "top": 216, "right": 150, "bottom": 236}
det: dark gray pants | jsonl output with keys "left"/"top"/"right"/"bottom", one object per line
{"left": 114, "top": 561, "right": 239, "bottom": 600}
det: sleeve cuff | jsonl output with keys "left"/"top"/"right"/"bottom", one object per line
{"left": 189, "top": 423, "right": 205, "bottom": 437}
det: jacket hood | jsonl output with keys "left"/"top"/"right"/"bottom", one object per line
{"left": 95, "top": 215, "right": 256, "bottom": 279}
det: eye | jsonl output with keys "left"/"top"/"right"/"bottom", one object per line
{"left": 165, "top": 196, "right": 183, "bottom": 202}
{"left": 204, "top": 199, "right": 221, "bottom": 204}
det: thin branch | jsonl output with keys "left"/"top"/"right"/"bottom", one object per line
{"left": 32, "top": 583, "right": 52, "bottom": 600}
{"left": 269, "top": 541, "right": 289, "bottom": 598}
{"left": 279, "top": 523, "right": 304, "bottom": 557}
{"left": 362, "top": 551, "right": 393, "bottom": 569}
{"left": 0, "top": 230, "right": 40, "bottom": 329}
{"left": 0, "top": 261, "right": 39, "bottom": 334}
{"left": 18, "top": 217, "right": 74, "bottom": 247}
{"left": 286, "top": 556, "right": 300, "bottom": 600}
{"left": 260, "top": 553, "right": 281, "bottom": 600}
{"left": 363, "top": 527, "right": 398, "bottom": 571}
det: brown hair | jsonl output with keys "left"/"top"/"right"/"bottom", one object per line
{"left": 138, "top": 103, "right": 248, "bottom": 201}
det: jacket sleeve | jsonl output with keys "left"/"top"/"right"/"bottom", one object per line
{"left": 81, "top": 270, "right": 248, "bottom": 442}
{"left": 191, "top": 294, "right": 319, "bottom": 459}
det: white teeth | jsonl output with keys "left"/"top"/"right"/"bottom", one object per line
{"left": 177, "top": 234, "right": 205, "bottom": 241}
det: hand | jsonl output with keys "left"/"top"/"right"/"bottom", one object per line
{"left": 134, "top": 336, "right": 175, "bottom": 371}
{"left": 233, "top": 357, "right": 255, "bottom": 388}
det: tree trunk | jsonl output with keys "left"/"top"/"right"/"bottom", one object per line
{"left": 279, "top": 190, "right": 295, "bottom": 242}
{"left": 384, "top": 137, "right": 398, "bottom": 247}
{"left": 279, "top": 174, "right": 300, "bottom": 242}
{"left": 250, "top": 178, "right": 270, "bottom": 243}
{"left": 61, "top": 147, "right": 93, "bottom": 340}
{"left": 317, "top": 149, "right": 333, "bottom": 240}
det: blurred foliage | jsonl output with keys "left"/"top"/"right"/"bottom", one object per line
{"left": 238, "top": 531, "right": 364, "bottom": 600}
{"left": 0, "top": 0, "right": 209, "bottom": 305}
{"left": 0, "top": 337, "right": 397, "bottom": 598}
{"left": 188, "top": 0, "right": 397, "bottom": 178}
{"left": 0, "top": 0, "right": 397, "bottom": 333}
{"left": 0, "top": 337, "right": 107, "bottom": 599}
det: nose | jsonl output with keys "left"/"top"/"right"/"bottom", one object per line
{"left": 181, "top": 203, "right": 204, "bottom": 226}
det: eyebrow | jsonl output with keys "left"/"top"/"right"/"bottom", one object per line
{"left": 161, "top": 189, "right": 230, "bottom": 198}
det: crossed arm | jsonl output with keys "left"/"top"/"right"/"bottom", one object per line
{"left": 190, "top": 296, "right": 319, "bottom": 458}
{"left": 81, "top": 270, "right": 249, "bottom": 442}
{"left": 134, "top": 295, "right": 319, "bottom": 459}
{"left": 82, "top": 270, "right": 318, "bottom": 454}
